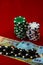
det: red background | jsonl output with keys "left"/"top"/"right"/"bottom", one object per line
{"left": 0, "top": 0, "right": 43, "bottom": 65}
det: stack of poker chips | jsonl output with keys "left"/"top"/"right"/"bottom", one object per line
{"left": 14, "top": 16, "right": 28, "bottom": 39}
{"left": 26, "top": 22, "right": 40, "bottom": 41}
{"left": 0, "top": 45, "right": 40, "bottom": 59}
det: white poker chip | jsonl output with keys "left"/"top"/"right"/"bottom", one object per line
{"left": 26, "top": 24, "right": 40, "bottom": 41}
{"left": 28, "top": 22, "right": 40, "bottom": 30}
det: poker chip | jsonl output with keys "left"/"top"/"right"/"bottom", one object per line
{"left": 14, "top": 16, "right": 26, "bottom": 24}
{"left": 14, "top": 16, "right": 28, "bottom": 39}
{"left": 26, "top": 22, "right": 40, "bottom": 41}
{"left": 0, "top": 45, "right": 40, "bottom": 59}
{"left": 25, "top": 53, "right": 30, "bottom": 58}
{"left": 28, "top": 22, "right": 40, "bottom": 30}
{"left": 28, "top": 49, "right": 40, "bottom": 59}
{"left": 20, "top": 49, "right": 27, "bottom": 56}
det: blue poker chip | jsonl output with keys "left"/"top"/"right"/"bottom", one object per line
{"left": 16, "top": 41, "right": 36, "bottom": 51}
{"left": 37, "top": 46, "right": 43, "bottom": 54}
{"left": 32, "top": 58, "right": 43, "bottom": 64}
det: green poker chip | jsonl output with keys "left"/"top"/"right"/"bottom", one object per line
{"left": 14, "top": 16, "right": 26, "bottom": 24}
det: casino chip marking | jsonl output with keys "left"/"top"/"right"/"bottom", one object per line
{"left": 3, "top": 49, "right": 6, "bottom": 51}
{"left": 6, "top": 52, "right": 8, "bottom": 55}
{"left": 25, "top": 53, "right": 28, "bottom": 56}
{"left": 11, "top": 51, "right": 13, "bottom": 53}
{"left": 15, "top": 54, "right": 17, "bottom": 57}
{"left": 19, "top": 49, "right": 22, "bottom": 52}
{"left": 23, "top": 20, "right": 25, "bottom": 22}
{"left": 30, "top": 56, "right": 33, "bottom": 59}
{"left": 18, "top": 53, "right": 21, "bottom": 55}
{"left": 22, "top": 56, "right": 25, "bottom": 58}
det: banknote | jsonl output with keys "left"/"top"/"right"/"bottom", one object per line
{"left": 0, "top": 36, "right": 43, "bottom": 65}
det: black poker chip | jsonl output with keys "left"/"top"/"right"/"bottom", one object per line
{"left": 20, "top": 49, "right": 27, "bottom": 56}
{"left": 13, "top": 48, "right": 19, "bottom": 54}
{"left": 0, "top": 45, "right": 40, "bottom": 59}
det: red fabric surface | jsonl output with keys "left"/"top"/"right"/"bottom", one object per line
{"left": 0, "top": 0, "right": 43, "bottom": 65}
